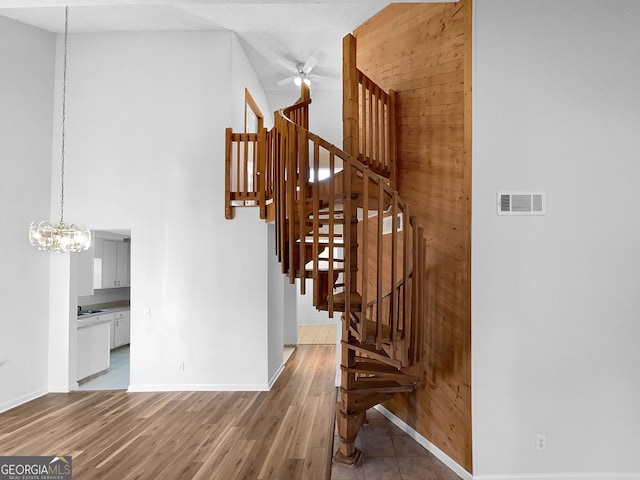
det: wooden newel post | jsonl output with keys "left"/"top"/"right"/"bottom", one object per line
{"left": 343, "top": 34, "right": 359, "bottom": 158}
{"left": 334, "top": 32, "right": 365, "bottom": 467}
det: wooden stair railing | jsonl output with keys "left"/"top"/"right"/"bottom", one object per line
{"left": 224, "top": 127, "right": 268, "bottom": 220}
{"left": 224, "top": 45, "right": 426, "bottom": 467}
{"left": 343, "top": 33, "right": 397, "bottom": 187}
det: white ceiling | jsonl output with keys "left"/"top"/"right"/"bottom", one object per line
{"left": 0, "top": 1, "right": 436, "bottom": 93}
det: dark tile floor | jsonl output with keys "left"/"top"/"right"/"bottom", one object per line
{"left": 331, "top": 408, "right": 462, "bottom": 480}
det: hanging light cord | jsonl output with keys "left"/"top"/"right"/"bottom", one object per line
{"left": 60, "top": 6, "right": 69, "bottom": 224}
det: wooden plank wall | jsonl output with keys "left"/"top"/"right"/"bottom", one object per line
{"left": 353, "top": 0, "right": 472, "bottom": 471}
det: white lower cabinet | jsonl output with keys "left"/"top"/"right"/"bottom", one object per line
{"left": 113, "top": 310, "right": 130, "bottom": 348}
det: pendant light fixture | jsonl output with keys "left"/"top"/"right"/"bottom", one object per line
{"left": 29, "top": 6, "right": 90, "bottom": 253}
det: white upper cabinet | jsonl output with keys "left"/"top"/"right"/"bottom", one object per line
{"left": 116, "top": 241, "right": 130, "bottom": 288}
{"left": 93, "top": 234, "right": 131, "bottom": 289}
{"left": 77, "top": 240, "right": 95, "bottom": 297}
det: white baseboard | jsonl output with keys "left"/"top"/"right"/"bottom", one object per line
{"left": 127, "top": 383, "right": 270, "bottom": 392}
{"left": 374, "top": 406, "right": 640, "bottom": 480}
{"left": 0, "top": 388, "right": 48, "bottom": 414}
{"left": 48, "top": 382, "right": 78, "bottom": 393}
{"left": 374, "top": 404, "right": 473, "bottom": 480}
{"left": 268, "top": 365, "right": 285, "bottom": 390}
{"left": 474, "top": 474, "right": 640, "bottom": 480}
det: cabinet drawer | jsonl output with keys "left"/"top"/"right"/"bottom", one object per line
{"left": 115, "top": 311, "right": 126, "bottom": 320}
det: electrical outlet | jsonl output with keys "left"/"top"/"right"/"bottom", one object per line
{"left": 177, "top": 362, "right": 185, "bottom": 372}
{"left": 144, "top": 307, "right": 151, "bottom": 316}
{"left": 535, "top": 434, "right": 546, "bottom": 451}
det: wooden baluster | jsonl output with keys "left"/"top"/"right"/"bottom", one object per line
{"left": 373, "top": 86, "right": 379, "bottom": 170}
{"left": 344, "top": 156, "right": 353, "bottom": 332}
{"left": 361, "top": 167, "right": 370, "bottom": 341}
{"left": 258, "top": 129, "right": 266, "bottom": 219}
{"left": 411, "top": 220, "right": 420, "bottom": 364}
{"left": 224, "top": 128, "right": 233, "bottom": 219}
{"left": 276, "top": 128, "right": 283, "bottom": 263}
{"left": 312, "top": 140, "right": 320, "bottom": 307}
{"left": 328, "top": 148, "right": 335, "bottom": 317}
{"left": 389, "top": 89, "right": 398, "bottom": 189}
{"left": 243, "top": 135, "right": 249, "bottom": 197}
{"left": 368, "top": 82, "right": 374, "bottom": 166}
{"left": 417, "top": 229, "right": 426, "bottom": 364}
{"left": 298, "top": 127, "right": 307, "bottom": 294}
{"left": 234, "top": 136, "right": 240, "bottom": 198}
{"left": 376, "top": 180, "right": 384, "bottom": 350}
{"left": 358, "top": 79, "right": 364, "bottom": 160}
{"left": 390, "top": 192, "right": 398, "bottom": 360}
{"left": 287, "top": 121, "right": 296, "bottom": 282}
{"left": 402, "top": 206, "right": 411, "bottom": 366}
{"left": 280, "top": 122, "right": 289, "bottom": 273}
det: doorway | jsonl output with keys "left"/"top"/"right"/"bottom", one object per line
{"left": 295, "top": 278, "right": 339, "bottom": 345}
{"left": 75, "top": 229, "right": 132, "bottom": 391}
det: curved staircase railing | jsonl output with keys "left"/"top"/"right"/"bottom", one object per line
{"left": 224, "top": 39, "right": 426, "bottom": 466}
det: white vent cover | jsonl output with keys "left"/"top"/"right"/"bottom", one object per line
{"left": 497, "top": 191, "right": 545, "bottom": 215}
{"left": 383, "top": 213, "right": 403, "bottom": 234}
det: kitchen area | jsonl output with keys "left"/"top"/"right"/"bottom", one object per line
{"left": 75, "top": 230, "right": 131, "bottom": 390}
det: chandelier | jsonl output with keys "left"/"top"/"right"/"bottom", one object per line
{"left": 29, "top": 7, "right": 90, "bottom": 253}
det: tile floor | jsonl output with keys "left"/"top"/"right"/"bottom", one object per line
{"left": 331, "top": 408, "right": 461, "bottom": 480}
{"left": 77, "top": 345, "right": 130, "bottom": 390}
{"left": 298, "top": 324, "right": 337, "bottom": 344}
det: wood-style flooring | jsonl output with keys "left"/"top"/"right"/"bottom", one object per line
{"left": 0, "top": 345, "right": 336, "bottom": 480}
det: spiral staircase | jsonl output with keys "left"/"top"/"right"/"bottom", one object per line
{"left": 224, "top": 34, "right": 426, "bottom": 465}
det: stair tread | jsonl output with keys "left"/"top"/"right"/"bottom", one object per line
{"left": 342, "top": 341, "right": 402, "bottom": 369}
{"left": 343, "top": 361, "right": 419, "bottom": 383}
{"left": 328, "top": 291, "right": 362, "bottom": 311}
{"left": 343, "top": 379, "right": 415, "bottom": 395}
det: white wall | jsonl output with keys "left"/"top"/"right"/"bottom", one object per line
{"left": 473, "top": 1, "right": 640, "bottom": 477}
{"left": 56, "top": 30, "right": 275, "bottom": 390}
{"left": 231, "top": 33, "right": 273, "bottom": 130}
{"left": 267, "top": 223, "right": 285, "bottom": 384}
{"left": 0, "top": 16, "right": 55, "bottom": 412}
{"left": 296, "top": 278, "right": 336, "bottom": 325}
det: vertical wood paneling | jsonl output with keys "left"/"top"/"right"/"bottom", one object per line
{"left": 354, "top": 0, "right": 472, "bottom": 471}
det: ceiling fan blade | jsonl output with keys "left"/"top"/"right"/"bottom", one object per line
{"left": 303, "top": 56, "right": 318, "bottom": 74}
{"left": 276, "top": 58, "right": 299, "bottom": 74}
{"left": 277, "top": 76, "right": 295, "bottom": 86}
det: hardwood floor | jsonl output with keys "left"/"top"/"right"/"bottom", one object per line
{"left": 0, "top": 345, "right": 336, "bottom": 480}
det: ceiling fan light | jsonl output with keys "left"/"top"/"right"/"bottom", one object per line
{"left": 303, "top": 77, "right": 311, "bottom": 86}
{"left": 294, "top": 76, "right": 302, "bottom": 87}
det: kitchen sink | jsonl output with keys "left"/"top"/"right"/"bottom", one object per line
{"left": 78, "top": 309, "right": 106, "bottom": 315}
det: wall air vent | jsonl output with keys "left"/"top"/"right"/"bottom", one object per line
{"left": 497, "top": 191, "right": 545, "bottom": 215}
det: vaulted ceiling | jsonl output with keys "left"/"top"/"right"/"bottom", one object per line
{"left": 0, "top": 0, "right": 433, "bottom": 93}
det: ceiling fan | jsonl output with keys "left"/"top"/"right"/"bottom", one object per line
{"left": 276, "top": 57, "right": 318, "bottom": 87}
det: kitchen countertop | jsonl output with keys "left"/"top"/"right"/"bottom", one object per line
{"left": 76, "top": 305, "right": 130, "bottom": 328}
{"left": 77, "top": 317, "right": 114, "bottom": 329}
